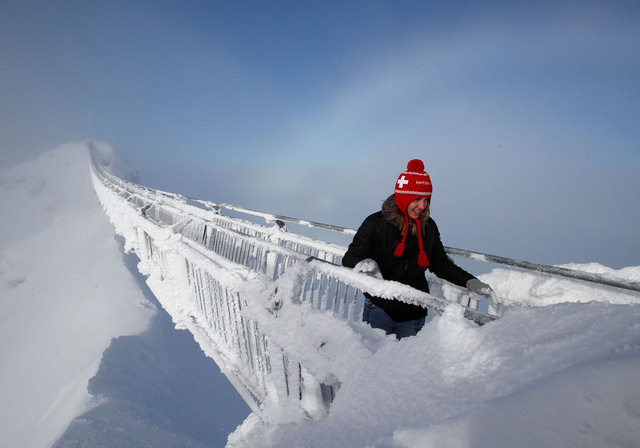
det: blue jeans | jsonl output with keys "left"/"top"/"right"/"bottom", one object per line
{"left": 363, "top": 298, "right": 426, "bottom": 339}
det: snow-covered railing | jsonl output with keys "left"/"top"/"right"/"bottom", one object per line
{"left": 89, "top": 148, "right": 502, "bottom": 422}
{"left": 90, "top": 150, "right": 498, "bottom": 319}
{"left": 166, "top": 198, "right": 640, "bottom": 301}
{"left": 205, "top": 198, "right": 640, "bottom": 295}
{"left": 444, "top": 247, "right": 640, "bottom": 293}
{"left": 92, "top": 157, "right": 331, "bottom": 421}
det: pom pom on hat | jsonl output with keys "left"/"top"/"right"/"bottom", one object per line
{"left": 407, "top": 159, "right": 425, "bottom": 172}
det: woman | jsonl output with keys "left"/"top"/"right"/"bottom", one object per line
{"left": 342, "top": 159, "right": 492, "bottom": 339}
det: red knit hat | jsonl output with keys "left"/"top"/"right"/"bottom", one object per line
{"left": 393, "top": 159, "right": 432, "bottom": 268}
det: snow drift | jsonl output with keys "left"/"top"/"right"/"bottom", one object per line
{"left": 0, "top": 142, "right": 249, "bottom": 448}
{"left": 0, "top": 142, "right": 155, "bottom": 447}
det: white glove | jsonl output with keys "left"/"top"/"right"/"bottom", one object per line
{"left": 353, "top": 258, "right": 383, "bottom": 279}
{"left": 466, "top": 278, "right": 493, "bottom": 297}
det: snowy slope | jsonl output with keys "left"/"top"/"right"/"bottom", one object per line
{"left": 0, "top": 143, "right": 154, "bottom": 447}
{"left": 0, "top": 142, "right": 249, "bottom": 448}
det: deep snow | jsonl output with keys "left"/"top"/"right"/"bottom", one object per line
{"left": 0, "top": 142, "right": 249, "bottom": 448}
{"left": 1, "top": 141, "right": 639, "bottom": 448}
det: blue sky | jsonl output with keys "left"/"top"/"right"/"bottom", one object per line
{"left": 1, "top": 0, "right": 639, "bottom": 269}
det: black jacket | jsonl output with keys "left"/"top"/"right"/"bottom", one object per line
{"left": 342, "top": 198, "right": 475, "bottom": 321}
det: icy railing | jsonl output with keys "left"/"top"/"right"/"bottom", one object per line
{"left": 90, "top": 147, "right": 640, "bottom": 426}
{"left": 90, "top": 145, "right": 640, "bottom": 425}
{"left": 206, "top": 200, "right": 640, "bottom": 295}
{"left": 89, "top": 152, "right": 501, "bottom": 315}
{"left": 91, "top": 159, "right": 317, "bottom": 421}
{"left": 90, "top": 150, "right": 504, "bottom": 422}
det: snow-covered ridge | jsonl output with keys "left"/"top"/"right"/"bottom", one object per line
{"left": 0, "top": 142, "right": 155, "bottom": 448}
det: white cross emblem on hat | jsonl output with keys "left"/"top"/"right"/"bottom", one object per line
{"left": 397, "top": 175, "right": 409, "bottom": 189}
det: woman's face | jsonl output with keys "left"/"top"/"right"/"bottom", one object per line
{"left": 407, "top": 197, "right": 430, "bottom": 219}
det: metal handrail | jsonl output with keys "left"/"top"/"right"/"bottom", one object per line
{"left": 92, "top": 146, "right": 640, "bottom": 296}
{"left": 91, "top": 150, "right": 499, "bottom": 315}
{"left": 443, "top": 248, "right": 640, "bottom": 294}
{"left": 199, "top": 197, "right": 640, "bottom": 294}
{"left": 90, "top": 147, "right": 503, "bottom": 421}
{"left": 89, "top": 143, "right": 640, "bottom": 432}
